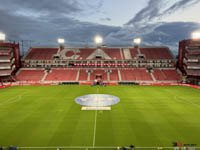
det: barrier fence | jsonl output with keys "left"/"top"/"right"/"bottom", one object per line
{"left": 0, "top": 82, "right": 199, "bottom": 90}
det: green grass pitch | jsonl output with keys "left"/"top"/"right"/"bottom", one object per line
{"left": 0, "top": 85, "right": 200, "bottom": 148}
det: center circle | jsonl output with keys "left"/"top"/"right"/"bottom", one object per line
{"left": 75, "top": 94, "right": 120, "bottom": 107}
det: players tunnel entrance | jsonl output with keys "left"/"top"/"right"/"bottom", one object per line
{"left": 94, "top": 74, "right": 103, "bottom": 85}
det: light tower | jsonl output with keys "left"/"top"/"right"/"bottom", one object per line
{"left": 133, "top": 38, "right": 141, "bottom": 47}
{"left": 191, "top": 31, "right": 200, "bottom": 40}
{"left": 58, "top": 38, "right": 65, "bottom": 47}
{"left": 54, "top": 38, "right": 65, "bottom": 58}
{"left": 0, "top": 32, "right": 6, "bottom": 43}
{"left": 94, "top": 35, "right": 103, "bottom": 47}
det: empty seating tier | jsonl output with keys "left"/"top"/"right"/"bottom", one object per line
{"left": 25, "top": 48, "right": 58, "bottom": 60}
{"left": 102, "top": 48, "right": 122, "bottom": 60}
{"left": 120, "top": 69, "right": 153, "bottom": 81}
{"left": 76, "top": 48, "right": 96, "bottom": 60}
{"left": 140, "top": 48, "right": 173, "bottom": 60}
{"left": 129, "top": 48, "right": 138, "bottom": 59}
{"left": 15, "top": 69, "right": 45, "bottom": 81}
{"left": 45, "top": 69, "right": 78, "bottom": 81}
{"left": 110, "top": 70, "right": 119, "bottom": 81}
{"left": 79, "top": 70, "right": 88, "bottom": 81}
{"left": 153, "top": 69, "right": 181, "bottom": 81}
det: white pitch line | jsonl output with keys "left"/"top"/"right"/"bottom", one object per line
{"left": 93, "top": 110, "right": 97, "bottom": 147}
{"left": 174, "top": 96, "right": 200, "bottom": 107}
{"left": 0, "top": 95, "right": 22, "bottom": 106}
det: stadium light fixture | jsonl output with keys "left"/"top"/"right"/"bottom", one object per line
{"left": 192, "top": 32, "right": 200, "bottom": 39}
{"left": 57, "top": 38, "right": 65, "bottom": 44}
{"left": 133, "top": 38, "right": 141, "bottom": 45}
{"left": 0, "top": 32, "right": 6, "bottom": 41}
{"left": 94, "top": 35, "right": 103, "bottom": 45}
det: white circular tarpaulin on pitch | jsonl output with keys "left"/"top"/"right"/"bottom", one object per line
{"left": 75, "top": 94, "right": 120, "bottom": 107}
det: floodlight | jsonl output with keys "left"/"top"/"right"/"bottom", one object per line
{"left": 0, "top": 32, "right": 5, "bottom": 41}
{"left": 133, "top": 38, "right": 141, "bottom": 45}
{"left": 94, "top": 35, "right": 103, "bottom": 45}
{"left": 57, "top": 38, "right": 65, "bottom": 44}
{"left": 192, "top": 32, "right": 200, "bottom": 39}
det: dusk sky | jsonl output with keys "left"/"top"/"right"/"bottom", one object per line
{"left": 1, "top": 0, "right": 200, "bottom": 54}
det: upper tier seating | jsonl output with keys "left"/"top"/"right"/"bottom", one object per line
{"left": 77, "top": 48, "right": 96, "bottom": 60}
{"left": 120, "top": 69, "right": 152, "bottom": 81}
{"left": 153, "top": 69, "right": 181, "bottom": 81}
{"left": 129, "top": 48, "right": 138, "bottom": 59}
{"left": 25, "top": 48, "right": 58, "bottom": 60}
{"left": 45, "top": 68, "right": 78, "bottom": 81}
{"left": 187, "top": 62, "right": 200, "bottom": 67}
{"left": 140, "top": 48, "right": 173, "bottom": 60}
{"left": 15, "top": 69, "right": 45, "bottom": 81}
{"left": 102, "top": 48, "right": 122, "bottom": 60}
{"left": 186, "top": 70, "right": 200, "bottom": 76}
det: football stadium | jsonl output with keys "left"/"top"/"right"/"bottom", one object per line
{"left": 0, "top": 1, "right": 200, "bottom": 150}
{"left": 0, "top": 33, "right": 200, "bottom": 150}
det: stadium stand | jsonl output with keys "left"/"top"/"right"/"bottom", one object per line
{"left": 178, "top": 39, "right": 200, "bottom": 84}
{"left": 102, "top": 48, "right": 122, "bottom": 60}
{"left": 78, "top": 69, "right": 89, "bottom": 81}
{"left": 0, "top": 42, "right": 20, "bottom": 82}
{"left": 109, "top": 69, "right": 119, "bottom": 81}
{"left": 140, "top": 47, "right": 173, "bottom": 60}
{"left": 152, "top": 69, "right": 181, "bottom": 81}
{"left": 0, "top": 42, "right": 184, "bottom": 84}
{"left": 15, "top": 69, "right": 45, "bottom": 81}
{"left": 120, "top": 69, "right": 153, "bottom": 81}
{"left": 129, "top": 48, "right": 138, "bottom": 59}
{"left": 44, "top": 68, "right": 78, "bottom": 81}
{"left": 24, "top": 48, "right": 58, "bottom": 60}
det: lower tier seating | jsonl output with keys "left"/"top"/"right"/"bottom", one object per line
{"left": 45, "top": 68, "right": 78, "bottom": 81}
{"left": 110, "top": 69, "right": 119, "bottom": 81}
{"left": 79, "top": 70, "right": 88, "bottom": 81}
{"left": 153, "top": 69, "right": 181, "bottom": 81}
{"left": 13, "top": 68, "right": 181, "bottom": 82}
{"left": 120, "top": 69, "right": 153, "bottom": 81}
{"left": 15, "top": 69, "right": 45, "bottom": 81}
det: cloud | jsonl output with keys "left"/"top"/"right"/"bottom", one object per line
{"left": 104, "top": 22, "right": 200, "bottom": 55}
{"left": 0, "top": 0, "right": 120, "bottom": 48}
{"left": 100, "top": 17, "right": 112, "bottom": 22}
{"left": 0, "top": 0, "right": 200, "bottom": 56}
{"left": 103, "top": 0, "right": 200, "bottom": 54}
{"left": 126, "top": 0, "right": 200, "bottom": 26}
